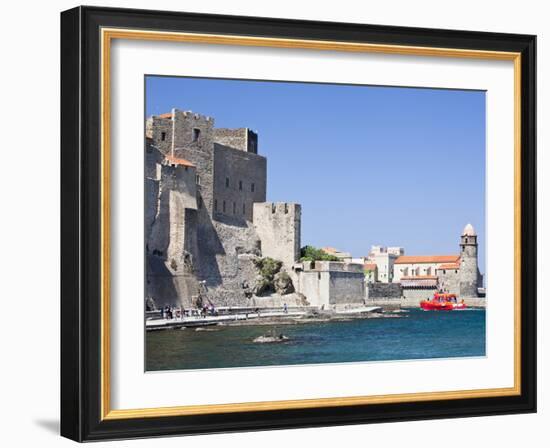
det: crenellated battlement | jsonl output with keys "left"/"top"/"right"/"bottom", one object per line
{"left": 155, "top": 109, "right": 214, "bottom": 124}
{"left": 254, "top": 202, "right": 301, "bottom": 216}
{"left": 172, "top": 109, "right": 214, "bottom": 127}
{"left": 253, "top": 202, "right": 301, "bottom": 270}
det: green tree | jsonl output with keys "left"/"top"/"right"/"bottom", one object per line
{"left": 299, "top": 245, "right": 340, "bottom": 262}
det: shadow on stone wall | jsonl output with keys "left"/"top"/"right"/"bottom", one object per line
{"left": 213, "top": 212, "right": 249, "bottom": 228}
{"left": 146, "top": 254, "right": 179, "bottom": 308}
{"left": 196, "top": 211, "right": 224, "bottom": 287}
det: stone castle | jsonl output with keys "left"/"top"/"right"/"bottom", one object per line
{"left": 145, "top": 108, "right": 305, "bottom": 309}
{"left": 145, "top": 108, "right": 483, "bottom": 310}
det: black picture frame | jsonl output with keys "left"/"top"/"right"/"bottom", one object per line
{"left": 61, "top": 5, "right": 536, "bottom": 442}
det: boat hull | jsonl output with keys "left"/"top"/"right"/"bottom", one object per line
{"left": 420, "top": 301, "right": 467, "bottom": 311}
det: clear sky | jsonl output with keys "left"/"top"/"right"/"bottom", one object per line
{"left": 146, "top": 76, "right": 486, "bottom": 274}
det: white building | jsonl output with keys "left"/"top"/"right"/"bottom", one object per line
{"left": 392, "top": 254, "right": 460, "bottom": 285}
{"left": 366, "top": 245, "right": 404, "bottom": 283}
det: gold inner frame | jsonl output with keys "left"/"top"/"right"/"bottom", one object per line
{"left": 100, "top": 27, "right": 522, "bottom": 420}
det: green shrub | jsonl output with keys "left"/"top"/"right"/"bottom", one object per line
{"left": 253, "top": 257, "right": 283, "bottom": 281}
{"left": 300, "top": 245, "right": 339, "bottom": 262}
{"left": 253, "top": 257, "right": 285, "bottom": 296}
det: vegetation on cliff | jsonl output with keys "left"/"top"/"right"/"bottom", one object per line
{"left": 299, "top": 245, "right": 340, "bottom": 262}
{"left": 252, "top": 257, "right": 294, "bottom": 295}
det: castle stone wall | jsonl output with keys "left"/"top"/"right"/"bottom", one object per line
{"left": 148, "top": 165, "right": 197, "bottom": 256}
{"left": 366, "top": 283, "right": 402, "bottom": 300}
{"left": 214, "top": 128, "right": 258, "bottom": 154}
{"left": 145, "top": 139, "right": 162, "bottom": 180}
{"left": 171, "top": 110, "right": 215, "bottom": 217}
{"left": 297, "top": 262, "right": 364, "bottom": 308}
{"left": 197, "top": 219, "right": 262, "bottom": 306}
{"left": 212, "top": 144, "right": 266, "bottom": 222}
{"left": 299, "top": 271, "right": 330, "bottom": 307}
{"left": 253, "top": 203, "right": 301, "bottom": 270}
{"left": 145, "top": 178, "right": 159, "bottom": 240}
{"left": 147, "top": 116, "right": 173, "bottom": 156}
{"left": 328, "top": 271, "right": 365, "bottom": 305}
{"left": 146, "top": 161, "right": 199, "bottom": 308}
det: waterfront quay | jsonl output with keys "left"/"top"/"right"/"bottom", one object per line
{"left": 146, "top": 305, "right": 383, "bottom": 331}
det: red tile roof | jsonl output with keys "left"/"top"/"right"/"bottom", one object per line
{"left": 364, "top": 263, "right": 377, "bottom": 271}
{"left": 401, "top": 275, "right": 438, "bottom": 280}
{"left": 157, "top": 112, "right": 173, "bottom": 119}
{"left": 395, "top": 255, "right": 459, "bottom": 264}
{"left": 438, "top": 263, "right": 460, "bottom": 270}
{"left": 164, "top": 154, "right": 195, "bottom": 168}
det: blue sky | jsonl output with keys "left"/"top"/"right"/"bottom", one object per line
{"left": 146, "top": 76, "right": 486, "bottom": 274}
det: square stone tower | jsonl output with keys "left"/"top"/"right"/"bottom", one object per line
{"left": 253, "top": 203, "right": 301, "bottom": 269}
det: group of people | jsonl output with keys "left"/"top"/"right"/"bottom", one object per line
{"left": 161, "top": 304, "right": 218, "bottom": 320}
{"left": 160, "top": 302, "right": 289, "bottom": 320}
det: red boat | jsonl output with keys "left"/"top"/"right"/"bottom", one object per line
{"left": 420, "top": 293, "right": 467, "bottom": 311}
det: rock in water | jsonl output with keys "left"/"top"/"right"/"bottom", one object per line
{"left": 253, "top": 334, "right": 289, "bottom": 343}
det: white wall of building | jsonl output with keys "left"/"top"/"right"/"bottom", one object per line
{"left": 393, "top": 262, "right": 440, "bottom": 282}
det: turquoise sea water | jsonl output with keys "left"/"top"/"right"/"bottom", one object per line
{"left": 146, "top": 309, "right": 486, "bottom": 371}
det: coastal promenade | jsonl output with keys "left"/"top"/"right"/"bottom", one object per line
{"left": 146, "top": 305, "right": 383, "bottom": 331}
{"left": 146, "top": 309, "right": 309, "bottom": 331}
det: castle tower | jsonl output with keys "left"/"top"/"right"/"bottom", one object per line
{"left": 171, "top": 109, "right": 216, "bottom": 217}
{"left": 459, "top": 223, "right": 479, "bottom": 298}
{"left": 253, "top": 203, "right": 301, "bottom": 270}
{"left": 146, "top": 156, "right": 200, "bottom": 308}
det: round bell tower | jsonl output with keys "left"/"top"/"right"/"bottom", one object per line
{"left": 459, "top": 223, "right": 479, "bottom": 298}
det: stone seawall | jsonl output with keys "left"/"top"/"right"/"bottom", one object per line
{"left": 366, "top": 283, "right": 402, "bottom": 300}
{"left": 402, "top": 287, "right": 436, "bottom": 303}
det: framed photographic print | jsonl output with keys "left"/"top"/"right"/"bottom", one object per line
{"left": 60, "top": 6, "right": 536, "bottom": 441}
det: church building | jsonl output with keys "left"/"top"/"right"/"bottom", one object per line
{"left": 392, "top": 224, "right": 482, "bottom": 300}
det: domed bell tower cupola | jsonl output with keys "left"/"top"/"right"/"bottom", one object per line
{"left": 461, "top": 223, "right": 478, "bottom": 249}
{"left": 459, "top": 223, "right": 479, "bottom": 299}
